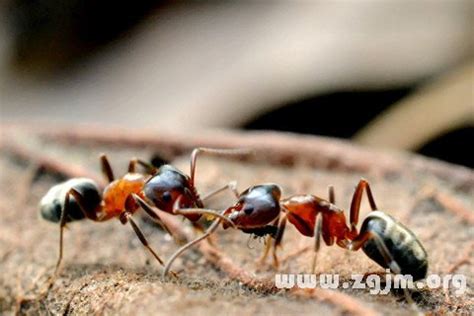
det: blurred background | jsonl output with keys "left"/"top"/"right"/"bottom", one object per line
{"left": 0, "top": 1, "right": 473, "bottom": 167}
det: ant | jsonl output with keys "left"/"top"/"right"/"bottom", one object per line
{"left": 39, "top": 148, "right": 247, "bottom": 281}
{"left": 164, "top": 179, "right": 428, "bottom": 286}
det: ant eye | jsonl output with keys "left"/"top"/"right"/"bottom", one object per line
{"left": 162, "top": 191, "right": 172, "bottom": 202}
{"left": 243, "top": 205, "right": 254, "bottom": 215}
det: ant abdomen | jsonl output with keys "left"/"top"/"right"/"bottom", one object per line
{"left": 360, "top": 211, "right": 428, "bottom": 281}
{"left": 39, "top": 178, "right": 101, "bottom": 223}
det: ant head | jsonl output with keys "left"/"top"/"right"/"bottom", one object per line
{"left": 39, "top": 178, "right": 101, "bottom": 223}
{"left": 225, "top": 184, "right": 281, "bottom": 229}
{"left": 144, "top": 165, "right": 199, "bottom": 214}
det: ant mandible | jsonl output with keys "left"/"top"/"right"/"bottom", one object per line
{"left": 39, "top": 148, "right": 246, "bottom": 280}
{"left": 163, "top": 179, "right": 428, "bottom": 285}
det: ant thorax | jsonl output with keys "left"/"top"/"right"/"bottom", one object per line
{"left": 281, "top": 195, "right": 320, "bottom": 237}
{"left": 102, "top": 173, "right": 146, "bottom": 217}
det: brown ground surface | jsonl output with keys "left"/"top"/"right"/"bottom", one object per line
{"left": 0, "top": 125, "right": 473, "bottom": 315}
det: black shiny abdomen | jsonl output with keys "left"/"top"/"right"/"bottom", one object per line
{"left": 360, "top": 212, "right": 428, "bottom": 281}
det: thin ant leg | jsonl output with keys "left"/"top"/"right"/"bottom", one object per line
{"left": 328, "top": 185, "right": 335, "bottom": 204}
{"left": 370, "top": 234, "right": 418, "bottom": 311}
{"left": 349, "top": 179, "right": 378, "bottom": 231}
{"left": 313, "top": 185, "right": 333, "bottom": 272}
{"left": 189, "top": 147, "right": 254, "bottom": 187}
{"left": 132, "top": 194, "right": 169, "bottom": 230}
{"left": 311, "top": 213, "right": 322, "bottom": 274}
{"left": 257, "top": 236, "right": 272, "bottom": 267}
{"left": 122, "top": 196, "right": 165, "bottom": 266}
{"left": 121, "top": 213, "right": 164, "bottom": 265}
{"left": 162, "top": 214, "right": 223, "bottom": 278}
{"left": 56, "top": 189, "right": 101, "bottom": 272}
{"left": 47, "top": 188, "right": 101, "bottom": 291}
{"left": 167, "top": 191, "right": 235, "bottom": 258}
{"left": 340, "top": 232, "right": 395, "bottom": 268}
{"left": 367, "top": 234, "right": 401, "bottom": 274}
{"left": 201, "top": 181, "right": 239, "bottom": 202}
{"left": 128, "top": 158, "right": 157, "bottom": 174}
{"left": 121, "top": 213, "right": 171, "bottom": 273}
{"left": 170, "top": 192, "right": 234, "bottom": 228}
{"left": 200, "top": 180, "right": 239, "bottom": 242}
{"left": 54, "top": 193, "right": 70, "bottom": 277}
{"left": 100, "top": 154, "right": 115, "bottom": 183}
{"left": 128, "top": 159, "right": 137, "bottom": 173}
{"left": 68, "top": 189, "right": 102, "bottom": 221}
{"left": 173, "top": 208, "right": 236, "bottom": 228}
{"left": 271, "top": 213, "right": 288, "bottom": 268}
{"left": 131, "top": 193, "right": 180, "bottom": 243}
{"left": 257, "top": 216, "right": 280, "bottom": 266}
{"left": 346, "top": 231, "right": 417, "bottom": 310}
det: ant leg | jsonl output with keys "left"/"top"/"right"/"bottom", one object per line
{"left": 349, "top": 179, "right": 378, "bottom": 231}
{"left": 48, "top": 189, "right": 100, "bottom": 289}
{"left": 137, "top": 159, "right": 158, "bottom": 174}
{"left": 120, "top": 200, "right": 165, "bottom": 266}
{"left": 348, "top": 231, "right": 417, "bottom": 310}
{"left": 349, "top": 231, "right": 401, "bottom": 282}
{"left": 131, "top": 194, "right": 169, "bottom": 231}
{"left": 308, "top": 185, "right": 332, "bottom": 273}
{"left": 272, "top": 213, "right": 288, "bottom": 268}
{"left": 56, "top": 189, "right": 100, "bottom": 272}
{"left": 54, "top": 192, "right": 71, "bottom": 277}
{"left": 257, "top": 216, "right": 280, "bottom": 266}
{"left": 368, "top": 247, "right": 417, "bottom": 310}
{"left": 189, "top": 147, "right": 254, "bottom": 187}
{"left": 201, "top": 181, "right": 239, "bottom": 202}
{"left": 328, "top": 185, "right": 335, "bottom": 204}
{"left": 131, "top": 194, "right": 182, "bottom": 244}
{"left": 128, "top": 158, "right": 157, "bottom": 174}
{"left": 99, "top": 154, "right": 115, "bottom": 183}
{"left": 311, "top": 213, "right": 323, "bottom": 274}
{"left": 162, "top": 214, "right": 223, "bottom": 278}
{"left": 170, "top": 195, "right": 235, "bottom": 228}
{"left": 257, "top": 236, "right": 272, "bottom": 266}
{"left": 173, "top": 208, "right": 236, "bottom": 228}
{"left": 128, "top": 159, "right": 137, "bottom": 173}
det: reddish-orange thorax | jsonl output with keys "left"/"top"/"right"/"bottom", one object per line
{"left": 282, "top": 194, "right": 351, "bottom": 244}
{"left": 102, "top": 173, "right": 146, "bottom": 217}
{"left": 282, "top": 195, "right": 318, "bottom": 237}
{"left": 321, "top": 210, "right": 350, "bottom": 245}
